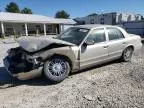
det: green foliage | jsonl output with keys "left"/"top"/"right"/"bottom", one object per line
{"left": 55, "top": 10, "right": 70, "bottom": 19}
{"left": 5, "top": 2, "right": 32, "bottom": 14}
{"left": 21, "top": 8, "right": 33, "bottom": 14}
{"left": 5, "top": 2, "right": 20, "bottom": 13}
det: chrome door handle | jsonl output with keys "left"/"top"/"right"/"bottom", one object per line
{"left": 103, "top": 45, "right": 108, "bottom": 48}
{"left": 122, "top": 42, "right": 126, "bottom": 44}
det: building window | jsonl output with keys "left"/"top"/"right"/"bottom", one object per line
{"left": 22, "top": 25, "right": 25, "bottom": 31}
{"left": 112, "top": 13, "right": 116, "bottom": 25}
{"left": 127, "top": 15, "right": 131, "bottom": 21}
{"left": 90, "top": 19, "right": 94, "bottom": 24}
{"left": 100, "top": 18, "right": 104, "bottom": 24}
{"left": 46, "top": 25, "right": 57, "bottom": 34}
{"left": 36, "top": 25, "right": 41, "bottom": 30}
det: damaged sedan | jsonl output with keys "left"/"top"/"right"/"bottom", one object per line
{"left": 3, "top": 25, "right": 142, "bottom": 83}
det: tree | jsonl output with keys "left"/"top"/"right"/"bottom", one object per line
{"left": 55, "top": 10, "right": 70, "bottom": 19}
{"left": 21, "top": 8, "right": 32, "bottom": 14}
{"left": 5, "top": 2, "right": 20, "bottom": 13}
{"left": 87, "top": 13, "right": 98, "bottom": 17}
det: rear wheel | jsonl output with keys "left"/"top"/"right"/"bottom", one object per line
{"left": 121, "top": 47, "right": 134, "bottom": 62}
{"left": 44, "top": 57, "right": 70, "bottom": 83}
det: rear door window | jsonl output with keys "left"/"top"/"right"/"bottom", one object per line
{"left": 107, "top": 28, "right": 125, "bottom": 41}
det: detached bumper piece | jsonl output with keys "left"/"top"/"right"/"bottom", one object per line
{"left": 3, "top": 57, "right": 42, "bottom": 80}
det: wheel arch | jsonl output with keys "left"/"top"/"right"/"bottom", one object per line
{"left": 124, "top": 45, "right": 134, "bottom": 51}
{"left": 120, "top": 44, "right": 134, "bottom": 62}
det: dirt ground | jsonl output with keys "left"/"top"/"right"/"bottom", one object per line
{"left": 0, "top": 41, "right": 144, "bottom": 108}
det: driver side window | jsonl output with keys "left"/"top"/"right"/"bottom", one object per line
{"left": 86, "top": 28, "right": 106, "bottom": 44}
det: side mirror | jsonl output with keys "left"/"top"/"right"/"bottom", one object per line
{"left": 84, "top": 40, "right": 95, "bottom": 46}
{"left": 81, "top": 40, "right": 94, "bottom": 53}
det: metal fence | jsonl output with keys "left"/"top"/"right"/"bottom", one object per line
{"left": 121, "top": 21, "right": 144, "bottom": 38}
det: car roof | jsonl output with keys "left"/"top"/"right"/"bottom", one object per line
{"left": 75, "top": 24, "right": 117, "bottom": 29}
{"left": 74, "top": 24, "right": 128, "bottom": 38}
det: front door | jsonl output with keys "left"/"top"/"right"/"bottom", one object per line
{"left": 80, "top": 28, "right": 108, "bottom": 69}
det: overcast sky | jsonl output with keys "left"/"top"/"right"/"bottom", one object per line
{"left": 0, "top": 0, "right": 143, "bottom": 18}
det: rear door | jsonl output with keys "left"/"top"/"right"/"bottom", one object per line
{"left": 106, "top": 27, "right": 126, "bottom": 58}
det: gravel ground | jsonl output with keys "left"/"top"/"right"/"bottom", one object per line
{"left": 0, "top": 41, "right": 144, "bottom": 108}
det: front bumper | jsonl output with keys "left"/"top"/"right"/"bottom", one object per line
{"left": 3, "top": 57, "right": 42, "bottom": 80}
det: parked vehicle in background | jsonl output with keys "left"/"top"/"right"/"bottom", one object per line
{"left": 3, "top": 25, "right": 142, "bottom": 83}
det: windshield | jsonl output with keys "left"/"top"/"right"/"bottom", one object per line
{"left": 57, "top": 27, "right": 89, "bottom": 45}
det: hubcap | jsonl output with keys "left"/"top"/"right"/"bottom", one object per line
{"left": 52, "top": 63, "right": 62, "bottom": 73}
{"left": 47, "top": 59, "right": 66, "bottom": 76}
{"left": 124, "top": 48, "right": 132, "bottom": 60}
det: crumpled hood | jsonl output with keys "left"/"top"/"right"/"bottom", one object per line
{"left": 17, "top": 36, "right": 75, "bottom": 52}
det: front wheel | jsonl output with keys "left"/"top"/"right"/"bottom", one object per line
{"left": 121, "top": 47, "right": 134, "bottom": 62}
{"left": 43, "top": 57, "right": 70, "bottom": 83}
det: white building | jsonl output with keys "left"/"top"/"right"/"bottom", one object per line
{"left": 0, "top": 12, "right": 76, "bottom": 38}
{"left": 74, "top": 12, "right": 143, "bottom": 25}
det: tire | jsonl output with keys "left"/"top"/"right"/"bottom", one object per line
{"left": 43, "top": 57, "right": 70, "bottom": 83}
{"left": 121, "top": 47, "right": 134, "bottom": 62}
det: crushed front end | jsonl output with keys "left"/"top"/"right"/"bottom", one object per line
{"left": 3, "top": 47, "right": 43, "bottom": 80}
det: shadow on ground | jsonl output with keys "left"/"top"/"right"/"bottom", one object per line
{"left": 0, "top": 60, "right": 120, "bottom": 89}
{"left": 0, "top": 67, "right": 54, "bottom": 89}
